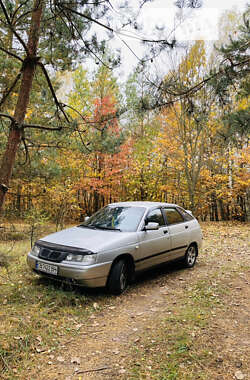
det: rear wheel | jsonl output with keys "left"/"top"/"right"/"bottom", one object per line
{"left": 183, "top": 244, "right": 197, "bottom": 268}
{"left": 107, "top": 259, "right": 130, "bottom": 295}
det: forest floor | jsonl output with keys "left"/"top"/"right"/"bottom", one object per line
{"left": 0, "top": 222, "right": 249, "bottom": 380}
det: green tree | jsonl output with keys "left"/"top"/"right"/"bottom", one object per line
{"left": 0, "top": 0, "right": 126, "bottom": 213}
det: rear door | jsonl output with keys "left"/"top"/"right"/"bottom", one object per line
{"left": 162, "top": 207, "right": 190, "bottom": 260}
{"left": 136, "top": 208, "right": 171, "bottom": 271}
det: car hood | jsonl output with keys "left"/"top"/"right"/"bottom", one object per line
{"left": 39, "top": 226, "right": 138, "bottom": 253}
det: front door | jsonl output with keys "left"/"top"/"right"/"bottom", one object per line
{"left": 162, "top": 208, "right": 190, "bottom": 260}
{"left": 136, "top": 208, "right": 171, "bottom": 271}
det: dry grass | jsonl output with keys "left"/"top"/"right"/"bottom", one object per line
{"left": 0, "top": 221, "right": 249, "bottom": 380}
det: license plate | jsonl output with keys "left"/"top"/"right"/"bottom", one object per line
{"left": 36, "top": 261, "right": 58, "bottom": 275}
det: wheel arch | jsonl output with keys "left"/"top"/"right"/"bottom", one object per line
{"left": 106, "top": 253, "right": 135, "bottom": 286}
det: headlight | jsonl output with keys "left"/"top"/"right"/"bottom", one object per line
{"left": 65, "top": 253, "right": 97, "bottom": 265}
{"left": 31, "top": 245, "right": 40, "bottom": 257}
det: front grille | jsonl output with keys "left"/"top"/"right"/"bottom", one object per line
{"left": 36, "top": 240, "right": 93, "bottom": 263}
{"left": 38, "top": 247, "right": 68, "bottom": 263}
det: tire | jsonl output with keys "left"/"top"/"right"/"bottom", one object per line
{"left": 107, "top": 259, "right": 130, "bottom": 295}
{"left": 183, "top": 244, "right": 197, "bottom": 268}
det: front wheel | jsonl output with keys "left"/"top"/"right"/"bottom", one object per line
{"left": 107, "top": 259, "right": 129, "bottom": 295}
{"left": 183, "top": 244, "right": 197, "bottom": 268}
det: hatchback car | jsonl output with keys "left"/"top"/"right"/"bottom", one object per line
{"left": 27, "top": 202, "right": 202, "bottom": 294}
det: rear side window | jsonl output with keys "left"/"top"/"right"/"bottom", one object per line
{"left": 146, "top": 209, "right": 165, "bottom": 226}
{"left": 177, "top": 207, "right": 194, "bottom": 221}
{"left": 163, "top": 208, "right": 184, "bottom": 225}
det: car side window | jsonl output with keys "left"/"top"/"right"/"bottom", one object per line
{"left": 176, "top": 207, "right": 194, "bottom": 221}
{"left": 146, "top": 209, "right": 165, "bottom": 226}
{"left": 163, "top": 208, "right": 184, "bottom": 225}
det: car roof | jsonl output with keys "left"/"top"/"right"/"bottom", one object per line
{"left": 108, "top": 201, "right": 178, "bottom": 209}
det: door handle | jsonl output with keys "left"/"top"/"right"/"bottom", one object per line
{"left": 163, "top": 230, "right": 169, "bottom": 234}
{"left": 185, "top": 225, "right": 189, "bottom": 229}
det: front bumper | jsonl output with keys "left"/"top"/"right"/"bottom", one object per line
{"left": 27, "top": 253, "right": 112, "bottom": 288}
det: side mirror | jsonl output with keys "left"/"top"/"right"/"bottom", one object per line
{"left": 144, "top": 222, "right": 159, "bottom": 231}
{"left": 185, "top": 210, "right": 193, "bottom": 215}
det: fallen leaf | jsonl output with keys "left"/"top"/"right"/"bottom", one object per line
{"left": 36, "top": 336, "right": 42, "bottom": 343}
{"left": 75, "top": 324, "right": 83, "bottom": 329}
{"left": 235, "top": 371, "right": 245, "bottom": 380}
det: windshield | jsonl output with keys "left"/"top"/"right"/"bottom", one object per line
{"left": 80, "top": 206, "right": 146, "bottom": 232}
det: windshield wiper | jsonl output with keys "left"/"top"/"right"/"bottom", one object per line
{"left": 78, "top": 224, "right": 97, "bottom": 229}
{"left": 94, "top": 226, "right": 121, "bottom": 231}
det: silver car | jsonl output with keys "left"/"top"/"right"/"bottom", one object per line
{"left": 27, "top": 202, "right": 202, "bottom": 294}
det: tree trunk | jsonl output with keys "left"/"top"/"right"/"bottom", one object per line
{"left": 218, "top": 199, "right": 227, "bottom": 221}
{"left": 0, "top": 0, "right": 44, "bottom": 214}
{"left": 245, "top": 188, "right": 250, "bottom": 222}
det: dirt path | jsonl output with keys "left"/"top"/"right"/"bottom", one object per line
{"left": 28, "top": 223, "right": 249, "bottom": 380}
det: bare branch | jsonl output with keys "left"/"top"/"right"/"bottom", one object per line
{"left": 75, "top": 125, "right": 92, "bottom": 152}
{"left": 0, "top": 0, "right": 29, "bottom": 55}
{"left": 75, "top": 366, "right": 111, "bottom": 375}
{"left": 0, "top": 45, "right": 23, "bottom": 62}
{"left": 62, "top": 103, "right": 125, "bottom": 130}
{"left": 20, "top": 136, "right": 30, "bottom": 165}
{"left": 142, "top": 38, "right": 175, "bottom": 47}
{"left": 59, "top": 3, "right": 114, "bottom": 33}
{"left": 14, "top": 9, "right": 33, "bottom": 26}
{"left": 0, "top": 113, "right": 15, "bottom": 123}
{"left": 11, "top": 0, "right": 30, "bottom": 22}
{"left": 24, "top": 137, "right": 67, "bottom": 149}
{"left": 58, "top": 8, "right": 113, "bottom": 69}
{"left": 156, "top": 57, "right": 250, "bottom": 105}
{"left": 37, "top": 62, "right": 70, "bottom": 123}
{"left": 0, "top": 72, "right": 22, "bottom": 108}
{"left": 22, "top": 123, "right": 63, "bottom": 131}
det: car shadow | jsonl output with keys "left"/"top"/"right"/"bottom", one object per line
{"left": 33, "top": 260, "right": 199, "bottom": 299}
{"left": 132, "top": 260, "right": 189, "bottom": 288}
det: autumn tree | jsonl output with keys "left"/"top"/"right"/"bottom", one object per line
{"left": 206, "top": 7, "right": 250, "bottom": 220}
{"left": 66, "top": 62, "right": 128, "bottom": 215}
{"left": 0, "top": 0, "right": 211, "bottom": 214}
{"left": 0, "top": 0, "right": 151, "bottom": 214}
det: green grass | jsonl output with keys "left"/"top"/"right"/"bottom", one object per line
{"left": 0, "top": 234, "right": 109, "bottom": 379}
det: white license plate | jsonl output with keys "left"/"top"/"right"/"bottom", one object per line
{"left": 36, "top": 261, "right": 58, "bottom": 275}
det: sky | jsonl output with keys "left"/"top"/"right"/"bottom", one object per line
{"left": 138, "top": 0, "right": 248, "bottom": 40}
{"left": 60, "top": 0, "right": 248, "bottom": 97}
{"left": 105, "top": 0, "right": 248, "bottom": 76}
